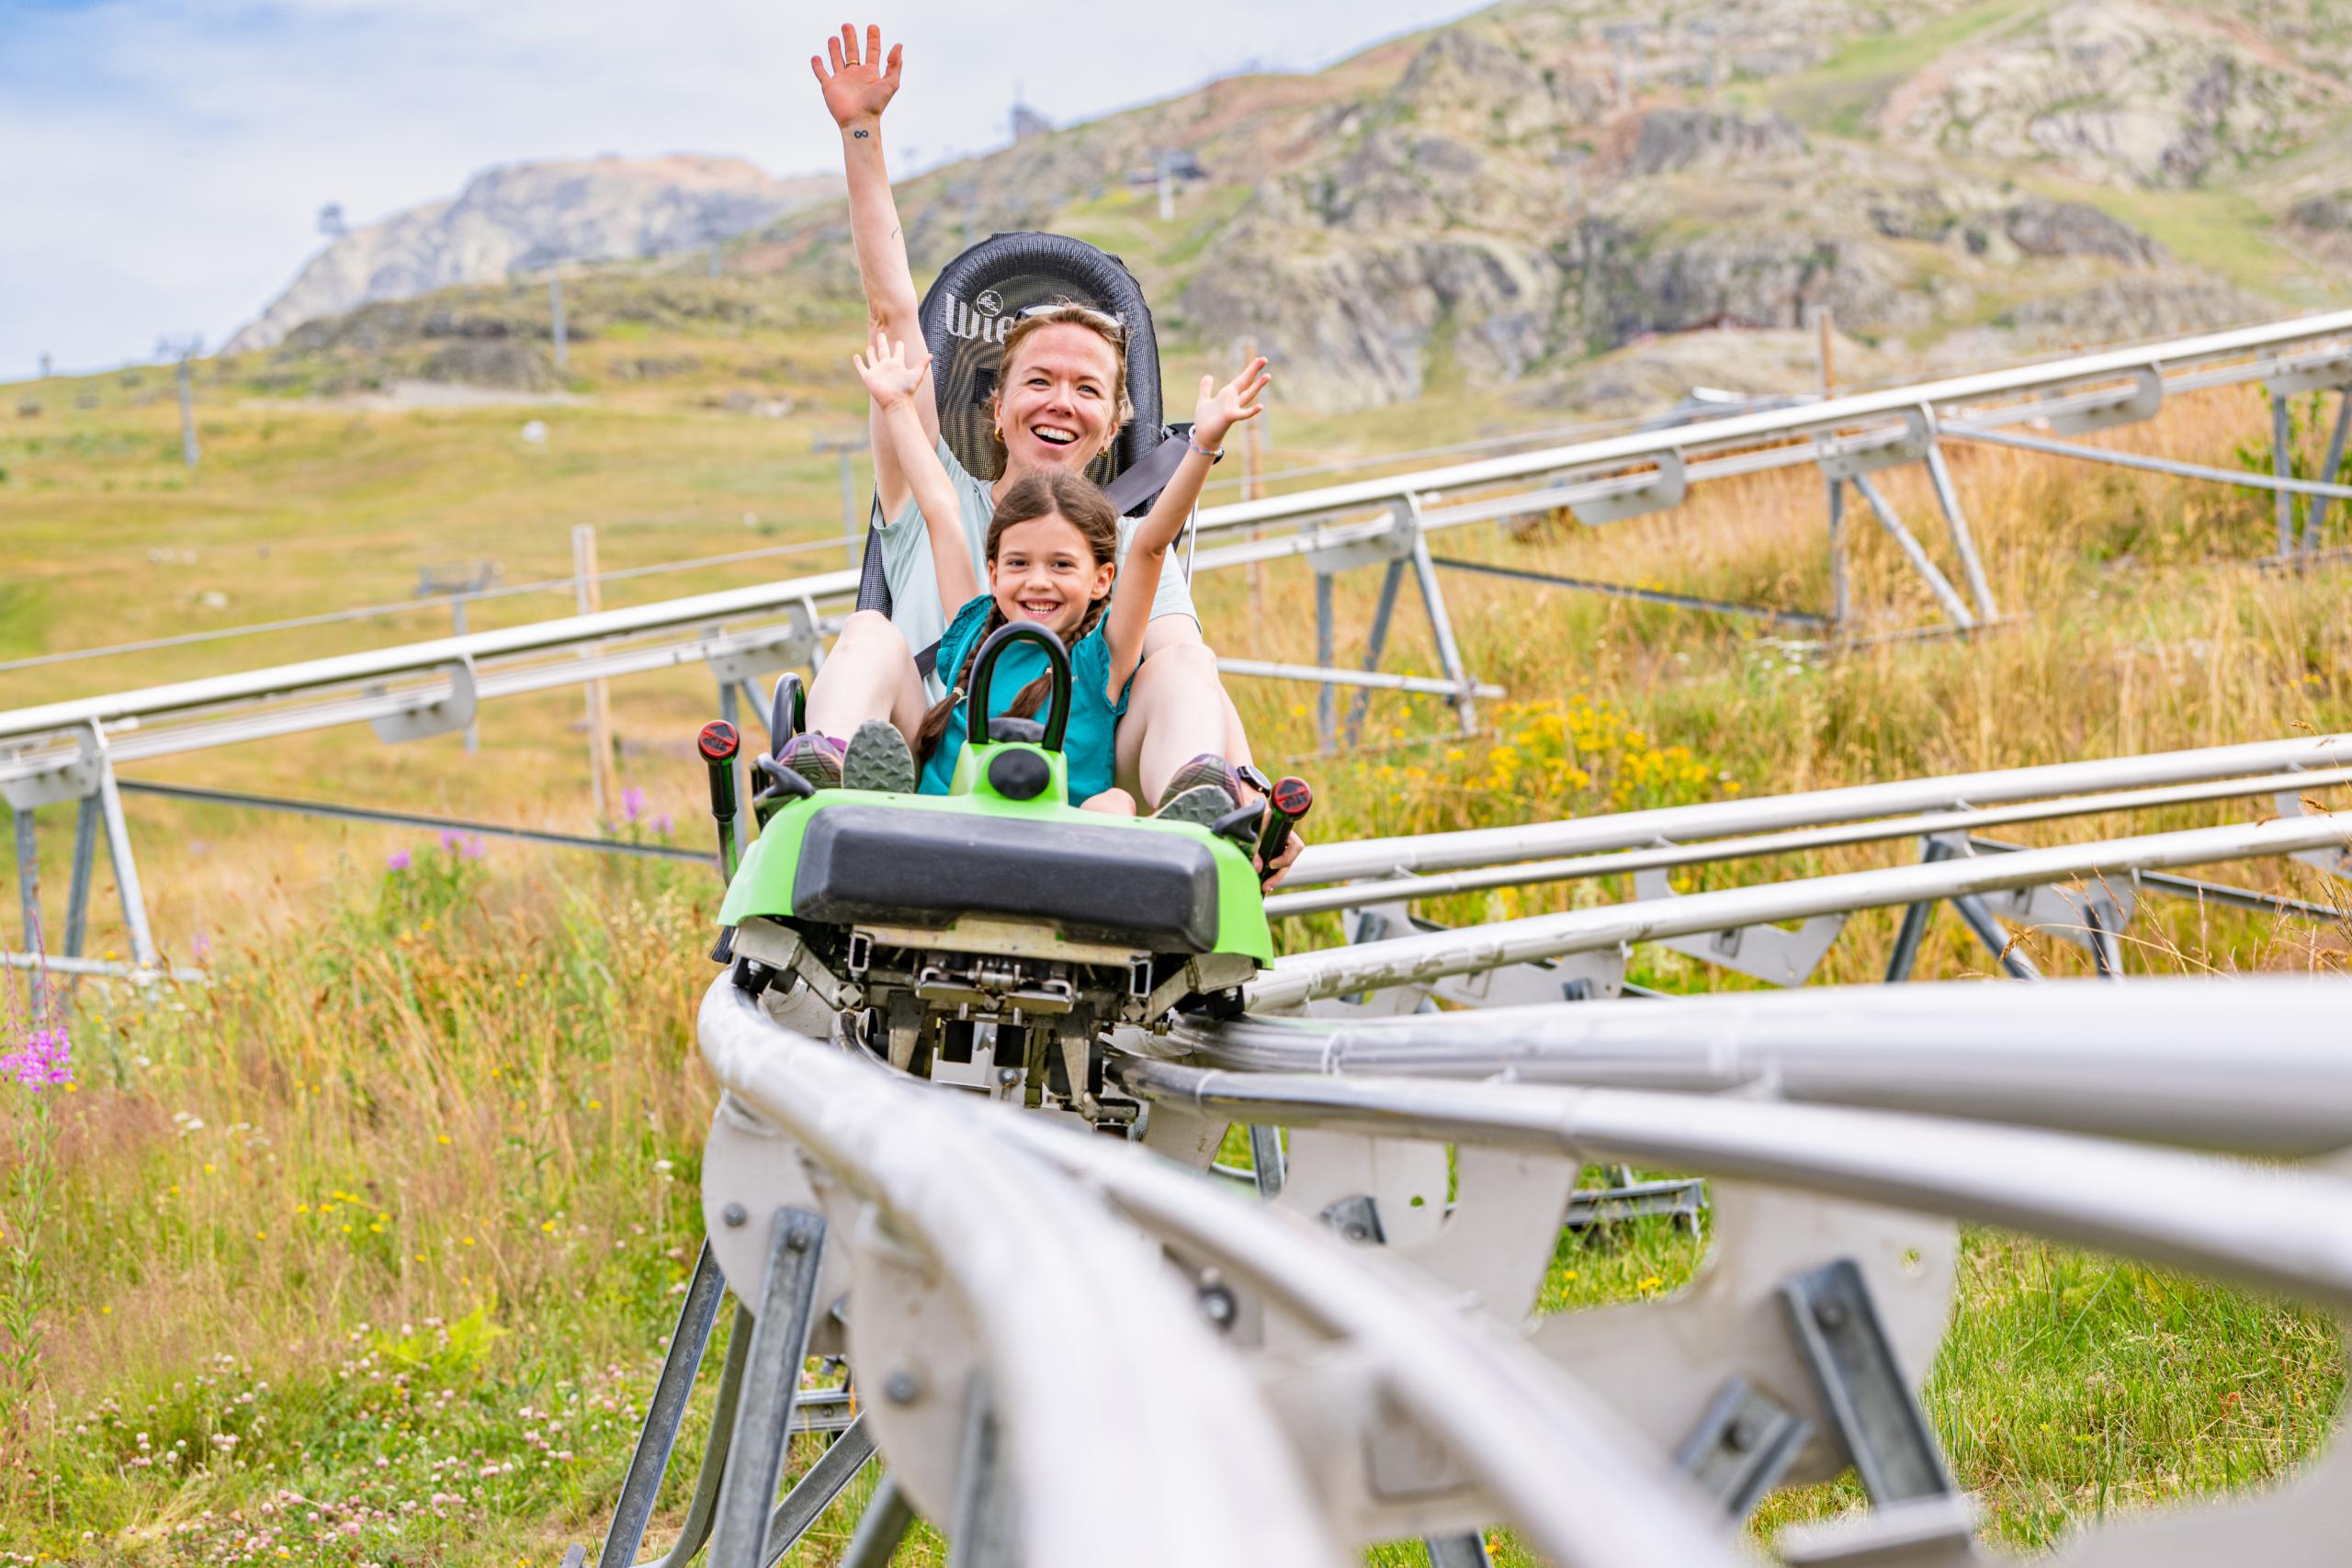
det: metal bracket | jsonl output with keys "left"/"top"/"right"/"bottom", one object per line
{"left": 1566, "top": 1176, "right": 1707, "bottom": 1231}
{"left": 1817, "top": 408, "right": 1932, "bottom": 480}
{"left": 2264, "top": 353, "right": 2352, "bottom": 399}
{"left": 1570, "top": 449, "right": 1688, "bottom": 525}
{"left": 0, "top": 728, "right": 103, "bottom": 809}
{"left": 1778, "top": 1258, "right": 1956, "bottom": 1506}
{"left": 1777, "top": 1493, "right": 1980, "bottom": 1566}
{"left": 368, "top": 657, "right": 479, "bottom": 743}
{"left": 1674, "top": 1376, "right": 1811, "bottom": 1519}
{"left": 2276, "top": 789, "right": 2352, "bottom": 881}
{"left": 1306, "top": 499, "right": 1420, "bottom": 576}
{"left": 2046, "top": 365, "right": 2162, "bottom": 435}
{"left": 1319, "top": 1193, "right": 1388, "bottom": 1246}
{"left": 1633, "top": 867, "right": 1848, "bottom": 986}
{"left": 1990, "top": 878, "right": 2134, "bottom": 953}
{"left": 709, "top": 604, "right": 819, "bottom": 685}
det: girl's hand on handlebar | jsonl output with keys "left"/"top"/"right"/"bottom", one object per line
{"left": 1193, "top": 357, "right": 1270, "bottom": 453}
{"left": 853, "top": 332, "right": 928, "bottom": 408}
{"left": 811, "top": 24, "right": 902, "bottom": 128}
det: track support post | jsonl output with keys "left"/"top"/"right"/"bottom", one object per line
{"left": 598, "top": 1239, "right": 733, "bottom": 1568}
{"left": 707, "top": 1207, "right": 829, "bottom": 1568}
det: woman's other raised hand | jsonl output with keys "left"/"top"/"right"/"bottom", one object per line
{"left": 1193, "top": 357, "right": 1271, "bottom": 454}
{"left": 853, "top": 332, "right": 929, "bottom": 408}
{"left": 811, "top": 23, "right": 902, "bottom": 128}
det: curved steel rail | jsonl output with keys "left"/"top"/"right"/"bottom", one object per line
{"left": 1286, "top": 732, "right": 2352, "bottom": 887}
{"left": 702, "top": 978, "right": 1744, "bottom": 1568}
{"left": 1253, "top": 812, "right": 2350, "bottom": 1010}
{"left": 1166, "top": 977, "right": 2352, "bottom": 1156}
{"left": 698, "top": 978, "right": 1342, "bottom": 1568}
{"left": 1114, "top": 1057, "right": 2352, "bottom": 1315}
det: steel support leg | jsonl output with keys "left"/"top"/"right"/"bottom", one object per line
{"left": 13, "top": 806, "right": 41, "bottom": 1014}
{"left": 2304, "top": 390, "right": 2352, "bottom": 552}
{"left": 1780, "top": 1258, "right": 1956, "bottom": 1506}
{"left": 642, "top": 1302, "right": 754, "bottom": 1568}
{"left": 1883, "top": 839, "right": 1956, "bottom": 982}
{"left": 1948, "top": 888, "right": 2041, "bottom": 980}
{"left": 1922, "top": 442, "right": 1997, "bottom": 620}
{"left": 761, "top": 1415, "right": 878, "bottom": 1568}
{"left": 1425, "top": 1534, "right": 1493, "bottom": 1566}
{"left": 1850, "top": 474, "right": 1973, "bottom": 629}
{"left": 600, "top": 1240, "right": 732, "bottom": 1568}
{"left": 2085, "top": 897, "right": 2125, "bottom": 981}
{"left": 1247, "top": 1123, "right": 1286, "bottom": 1199}
{"left": 708, "top": 1208, "right": 829, "bottom": 1568}
{"left": 92, "top": 750, "right": 157, "bottom": 970}
{"left": 1343, "top": 558, "right": 1409, "bottom": 747}
{"left": 63, "top": 795, "right": 96, "bottom": 960}
{"left": 841, "top": 1473, "right": 913, "bottom": 1568}
{"left": 1408, "top": 535, "right": 1479, "bottom": 735}
{"left": 1314, "top": 570, "right": 1336, "bottom": 751}
{"left": 1826, "top": 478, "right": 1849, "bottom": 628}
{"left": 2273, "top": 392, "right": 2297, "bottom": 556}
{"left": 947, "top": 1376, "right": 1015, "bottom": 1568}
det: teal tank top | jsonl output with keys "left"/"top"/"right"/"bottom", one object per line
{"left": 918, "top": 596, "right": 1132, "bottom": 803}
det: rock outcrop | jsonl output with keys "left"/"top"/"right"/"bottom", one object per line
{"left": 227, "top": 156, "right": 833, "bottom": 353}
{"left": 1879, "top": 0, "right": 2345, "bottom": 188}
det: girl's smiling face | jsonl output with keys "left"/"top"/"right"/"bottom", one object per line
{"left": 988, "top": 513, "right": 1114, "bottom": 640}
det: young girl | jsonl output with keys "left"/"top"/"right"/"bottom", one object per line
{"left": 790, "top": 328, "right": 1267, "bottom": 818}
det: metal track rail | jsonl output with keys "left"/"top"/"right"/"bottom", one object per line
{"left": 1253, "top": 813, "right": 2349, "bottom": 1009}
{"left": 696, "top": 979, "right": 1341, "bottom": 1568}
{"left": 1114, "top": 1058, "right": 2352, "bottom": 1314}
{"left": 1164, "top": 976, "right": 2352, "bottom": 1156}
{"left": 1286, "top": 732, "right": 2352, "bottom": 886}
{"left": 1270, "top": 762, "right": 2352, "bottom": 918}
{"left": 698, "top": 978, "right": 1738, "bottom": 1567}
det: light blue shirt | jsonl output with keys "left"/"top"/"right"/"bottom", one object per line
{"left": 876, "top": 438, "right": 1199, "bottom": 700}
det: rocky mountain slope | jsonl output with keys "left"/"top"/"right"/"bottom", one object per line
{"left": 225, "top": 156, "right": 834, "bottom": 353}
{"left": 242, "top": 0, "right": 2352, "bottom": 413}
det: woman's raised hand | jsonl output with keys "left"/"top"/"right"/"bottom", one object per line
{"left": 1193, "top": 357, "right": 1271, "bottom": 453}
{"left": 853, "top": 332, "right": 928, "bottom": 408}
{"left": 811, "top": 24, "right": 902, "bottom": 128}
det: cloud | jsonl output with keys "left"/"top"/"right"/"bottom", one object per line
{"left": 0, "top": 0, "right": 1486, "bottom": 380}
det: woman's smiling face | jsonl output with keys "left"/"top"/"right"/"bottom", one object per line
{"left": 997, "top": 323, "right": 1121, "bottom": 474}
{"left": 987, "top": 513, "right": 1114, "bottom": 639}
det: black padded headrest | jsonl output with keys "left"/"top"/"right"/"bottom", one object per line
{"left": 859, "top": 231, "right": 1165, "bottom": 619}
{"left": 917, "top": 231, "right": 1164, "bottom": 487}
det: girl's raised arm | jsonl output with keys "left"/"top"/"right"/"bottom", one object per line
{"left": 811, "top": 24, "right": 941, "bottom": 517}
{"left": 1102, "top": 358, "right": 1271, "bottom": 697}
{"left": 854, "top": 333, "right": 978, "bottom": 612}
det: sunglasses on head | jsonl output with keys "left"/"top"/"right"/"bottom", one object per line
{"left": 1015, "top": 301, "right": 1125, "bottom": 341}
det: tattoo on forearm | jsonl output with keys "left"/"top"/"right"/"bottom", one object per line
{"left": 853, "top": 129, "right": 869, "bottom": 139}
{"left": 890, "top": 226, "right": 900, "bottom": 240}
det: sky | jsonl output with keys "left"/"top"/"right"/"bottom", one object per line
{"left": 0, "top": 0, "right": 1492, "bottom": 383}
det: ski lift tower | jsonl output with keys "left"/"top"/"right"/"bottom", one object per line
{"left": 154, "top": 334, "right": 204, "bottom": 471}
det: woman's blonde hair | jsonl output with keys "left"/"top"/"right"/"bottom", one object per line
{"left": 990, "top": 301, "right": 1134, "bottom": 454}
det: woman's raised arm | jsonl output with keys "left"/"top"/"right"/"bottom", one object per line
{"left": 811, "top": 24, "right": 941, "bottom": 516}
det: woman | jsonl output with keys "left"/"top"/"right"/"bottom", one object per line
{"left": 803, "top": 25, "right": 1300, "bottom": 874}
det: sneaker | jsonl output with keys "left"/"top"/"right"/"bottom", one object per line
{"left": 1152, "top": 783, "right": 1236, "bottom": 828}
{"left": 842, "top": 719, "right": 918, "bottom": 794}
{"left": 777, "top": 733, "right": 846, "bottom": 791}
{"left": 1155, "top": 753, "right": 1242, "bottom": 815}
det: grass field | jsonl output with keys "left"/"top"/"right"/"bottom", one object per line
{"left": 4, "top": 326, "right": 2351, "bottom": 1562}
